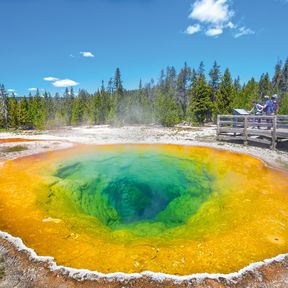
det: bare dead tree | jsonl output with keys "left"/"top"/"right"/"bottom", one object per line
{"left": 0, "top": 84, "right": 8, "bottom": 129}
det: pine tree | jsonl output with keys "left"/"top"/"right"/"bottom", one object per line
{"left": 232, "top": 77, "right": 243, "bottom": 109}
{"left": 113, "top": 68, "right": 126, "bottom": 125}
{"left": 45, "top": 92, "right": 55, "bottom": 128}
{"left": 79, "top": 90, "right": 90, "bottom": 123}
{"left": 99, "top": 81, "right": 110, "bottom": 124}
{"left": 8, "top": 93, "right": 19, "bottom": 128}
{"left": 71, "top": 97, "right": 81, "bottom": 126}
{"left": 159, "top": 69, "right": 166, "bottom": 93}
{"left": 63, "top": 87, "right": 74, "bottom": 125}
{"left": 236, "top": 78, "right": 259, "bottom": 109}
{"left": 165, "top": 66, "right": 177, "bottom": 91}
{"left": 283, "top": 58, "right": 288, "bottom": 92}
{"left": 209, "top": 61, "right": 221, "bottom": 94}
{"left": 107, "top": 78, "right": 114, "bottom": 94}
{"left": 279, "top": 93, "right": 288, "bottom": 114}
{"left": 140, "top": 83, "right": 152, "bottom": 124}
{"left": 30, "top": 93, "right": 45, "bottom": 129}
{"left": 154, "top": 89, "right": 179, "bottom": 127}
{"left": 233, "top": 77, "right": 241, "bottom": 94}
{"left": 272, "top": 61, "right": 285, "bottom": 94}
{"left": 177, "top": 62, "right": 191, "bottom": 120}
{"left": 215, "top": 68, "right": 234, "bottom": 114}
{"left": 191, "top": 69, "right": 197, "bottom": 85}
{"left": 259, "top": 73, "right": 272, "bottom": 98}
{"left": 209, "top": 61, "right": 221, "bottom": 121}
{"left": 35, "top": 88, "right": 40, "bottom": 97}
{"left": 91, "top": 90, "right": 102, "bottom": 125}
{"left": 188, "top": 69, "right": 212, "bottom": 124}
{"left": 177, "top": 103, "right": 184, "bottom": 122}
{"left": 114, "top": 68, "right": 124, "bottom": 95}
{"left": 54, "top": 92, "right": 66, "bottom": 126}
{"left": 17, "top": 97, "right": 30, "bottom": 128}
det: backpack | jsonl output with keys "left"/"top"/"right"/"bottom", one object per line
{"left": 264, "top": 100, "right": 274, "bottom": 114}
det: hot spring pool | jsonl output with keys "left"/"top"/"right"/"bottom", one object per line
{"left": 0, "top": 144, "right": 288, "bottom": 275}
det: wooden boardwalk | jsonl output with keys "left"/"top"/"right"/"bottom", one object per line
{"left": 217, "top": 115, "right": 288, "bottom": 150}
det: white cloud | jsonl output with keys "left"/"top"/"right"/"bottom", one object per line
{"left": 234, "top": 26, "right": 255, "bottom": 38}
{"left": 52, "top": 79, "right": 79, "bottom": 87}
{"left": 28, "top": 88, "right": 38, "bottom": 91}
{"left": 185, "top": 24, "right": 201, "bottom": 35}
{"left": 206, "top": 27, "right": 223, "bottom": 37}
{"left": 227, "top": 21, "right": 235, "bottom": 29}
{"left": 189, "top": 0, "right": 233, "bottom": 25}
{"left": 186, "top": 0, "right": 254, "bottom": 38}
{"left": 44, "top": 76, "right": 59, "bottom": 81}
{"left": 80, "top": 51, "right": 95, "bottom": 58}
{"left": 8, "top": 89, "right": 16, "bottom": 92}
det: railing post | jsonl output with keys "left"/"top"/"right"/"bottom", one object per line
{"left": 244, "top": 116, "right": 248, "bottom": 146}
{"left": 271, "top": 115, "right": 277, "bottom": 150}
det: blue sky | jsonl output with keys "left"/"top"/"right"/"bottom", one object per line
{"left": 0, "top": 0, "right": 287, "bottom": 96}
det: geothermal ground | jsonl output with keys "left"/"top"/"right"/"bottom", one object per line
{"left": 1, "top": 125, "right": 288, "bottom": 288}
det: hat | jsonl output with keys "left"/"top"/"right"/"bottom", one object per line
{"left": 272, "top": 94, "right": 278, "bottom": 99}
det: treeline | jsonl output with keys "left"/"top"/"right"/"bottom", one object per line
{"left": 1, "top": 59, "right": 288, "bottom": 130}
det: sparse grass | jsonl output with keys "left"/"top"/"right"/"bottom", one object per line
{"left": 0, "top": 129, "right": 13, "bottom": 133}
{"left": 2, "top": 145, "right": 28, "bottom": 153}
{"left": 0, "top": 128, "right": 44, "bottom": 135}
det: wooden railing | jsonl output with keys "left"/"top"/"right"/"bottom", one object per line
{"left": 217, "top": 115, "right": 288, "bottom": 150}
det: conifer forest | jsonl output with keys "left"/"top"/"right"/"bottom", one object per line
{"left": 1, "top": 59, "right": 288, "bottom": 130}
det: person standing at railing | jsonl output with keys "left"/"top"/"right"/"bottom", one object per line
{"left": 262, "top": 95, "right": 274, "bottom": 129}
{"left": 272, "top": 94, "right": 279, "bottom": 115}
{"left": 249, "top": 100, "right": 263, "bottom": 129}
{"left": 249, "top": 100, "right": 263, "bottom": 115}
{"left": 263, "top": 95, "right": 274, "bottom": 115}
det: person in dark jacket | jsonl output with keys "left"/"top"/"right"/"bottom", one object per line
{"left": 272, "top": 94, "right": 279, "bottom": 114}
{"left": 263, "top": 95, "right": 274, "bottom": 115}
{"left": 262, "top": 96, "right": 274, "bottom": 129}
